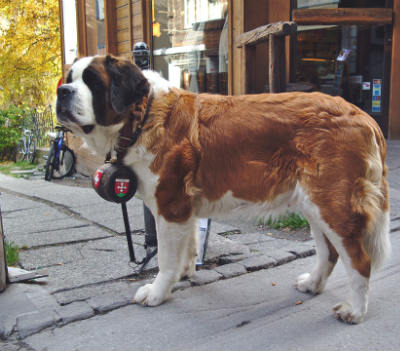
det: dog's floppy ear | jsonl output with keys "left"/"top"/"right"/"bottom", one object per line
{"left": 105, "top": 54, "right": 150, "bottom": 114}
{"left": 156, "top": 140, "right": 199, "bottom": 223}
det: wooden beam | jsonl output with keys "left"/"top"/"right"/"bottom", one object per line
{"left": 269, "top": 35, "right": 286, "bottom": 93}
{"left": 128, "top": 0, "right": 133, "bottom": 54}
{"left": 236, "top": 21, "right": 297, "bottom": 48}
{"left": 58, "top": 0, "right": 66, "bottom": 78}
{"left": 76, "top": 0, "right": 88, "bottom": 56}
{"left": 244, "top": 46, "right": 257, "bottom": 93}
{"left": 293, "top": 8, "right": 393, "bottom": 25}
{"left": 231, "top": 0, "right": 245, "bottom": 95}
{"left": 105, "top": 0, "right": 117, "bottom": 54}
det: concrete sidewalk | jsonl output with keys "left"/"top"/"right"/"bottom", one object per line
{"left": 0, "top": 140, "right": 399, "bottom": 346}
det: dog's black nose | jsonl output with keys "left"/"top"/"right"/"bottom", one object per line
{"left": 57, "top": 85, "right": 74, "bottom": 99}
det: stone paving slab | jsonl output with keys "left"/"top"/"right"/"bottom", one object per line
{"left": 189, "top": 269, "right": 223, "bottom": 286}
{"left": 0, "top": 178, "right": 95, "bottom": 208}
{"left": 13, "top": 225, "right": 112, "bottom": 248}
{"left": 88, "top": 292, "right": 132, "bottom": 313}
{"left": 226, "top": 232, "right": 275, "bottom": 245}
{"left": 20, "top": 237, "right": 148, "bottom": 294}
{"left": 214, "top": 263, "right": 247, "bottom": 278}
{"left": 4, "top": 215, "right": 87, "bottom": 238}
{"left": 53, "top": 280, "right": 145, "bottom": 306}
{"left": 208, "top": 221, "right": 239, "bottom": 234}
{"left": 55, "top": 301, "right": 95, "bottom": 326}
{"left": 16, "top": 310, "right": 58, "bottom": 339}
{"left": 204, "top": 232, "right": 251, "bottom": 263}
{"left": 239, "top": 255, "right": 277, "bottom": 272}
{"left": 0, "top": 192, "right": 42, "bottom": 212}
{"left": 0, "top": 284, "right": 59, "bottom": 339}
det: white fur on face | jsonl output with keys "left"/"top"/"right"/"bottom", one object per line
{"left": 57, "top": 56, "right": 96, "bottom": 130}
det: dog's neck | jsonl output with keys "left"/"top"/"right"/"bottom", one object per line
{"left": 83, "top": 70, "right": 172, "bottom": 159}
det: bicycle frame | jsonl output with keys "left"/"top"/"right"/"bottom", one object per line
{"left": 53, "top": 129, "right": 65, "bottom": 170}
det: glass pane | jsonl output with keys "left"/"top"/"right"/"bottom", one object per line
{"left": 86, "top": 0, "right": 106, "bottom": 55}
{"left": 152, "top": 0, "right": 228, "bottom": 94}
{"left": 296, "top": 24, "right": 386, "bottom": 117}
{"left": 297, "top": 0, "right": 386, "bottom": 8}
{"left": 61, "top": 0, "right": 78, "bottom": 64}
{"left": 297, "top": 0, "right": 339, "bottom": 9}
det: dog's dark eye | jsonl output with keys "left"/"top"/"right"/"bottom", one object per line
{"left": 83, "top": 67, "right": 105, "bottom": 92}
{"left": 66, "top": 70, "right": 73, "bottom": 84}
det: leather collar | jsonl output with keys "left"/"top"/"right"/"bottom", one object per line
{"left": 106, "top": 91, "right": 154, "bottom": 164}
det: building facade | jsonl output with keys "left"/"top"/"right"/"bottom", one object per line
{"left": 59, "top": 0, "right": 400, "bottom": 149}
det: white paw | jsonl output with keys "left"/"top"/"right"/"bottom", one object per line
{"left": 333, "top": 302, "right": 364, "bottom": 324}
{"left": 296, "top": 273, "right": 314, "bottom": 293}
{"left": 133, "top": 283, "right": 169, "bottom": 307}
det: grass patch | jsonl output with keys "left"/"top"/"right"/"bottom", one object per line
{"left": 0, "top": 161, "right": 37, "bottom": 178}
{"left": 264, "top": 213, "right": 309, "bottom": 230}
{"left": 5, "top": 241, "right": 19, "bottom": 266}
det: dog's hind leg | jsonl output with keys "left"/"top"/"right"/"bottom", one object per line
{"left": 328, "top": 233, "right": 371, "bottom": 324}
{"left": 134, "top": 216, "right": 197, "bottom": 306}
{"left": 296, "top": 225, "right": 338, "bottom": 294}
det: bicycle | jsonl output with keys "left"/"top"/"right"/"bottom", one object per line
{"left": 44, "top": 126, "right": 75, "bottom": 181}
{"left": 14, "top": 129, "right": 36, "bottom": 163}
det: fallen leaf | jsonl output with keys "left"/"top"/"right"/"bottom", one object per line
{"left": 271, "top": 282, "right": 276, "bottom": 286}
{"left": 296, "top": 300, "right": 303, "bottom": 305}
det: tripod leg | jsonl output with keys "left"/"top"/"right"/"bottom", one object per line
{"left": 143, "top": 203, "right": 157, "bottom": 249}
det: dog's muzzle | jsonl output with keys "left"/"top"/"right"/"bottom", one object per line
{"left": 56, "top": 84, "right": 76, "bottom": 122}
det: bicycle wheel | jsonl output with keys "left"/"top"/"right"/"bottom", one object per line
{"left": 26, "top": 139, "right": 36, "bottom": 164}
{"left": 44, "top": 144, "right": 56, "bottom": 181}
{"left": 52, "top": 147, "right": 75, "bottom": 179}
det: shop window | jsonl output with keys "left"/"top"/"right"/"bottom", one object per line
{"left": 86, "top": 0, "right": 106, "bottom": 55}
{"left": 60, "top": 0, "right": 78, "bottom": 65}
{"left": 152, "top": 0, "right": 228, "bottom": 94}
{"left": 295, "top": 24, "right": 386, "bottom": 117}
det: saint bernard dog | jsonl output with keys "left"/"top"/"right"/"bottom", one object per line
{"left": 56, "top": 55, "right": 390, "bottom": 324}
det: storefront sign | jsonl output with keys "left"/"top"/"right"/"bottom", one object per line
{"left": 372, "top": 79, "right": 382, "bottom": 113}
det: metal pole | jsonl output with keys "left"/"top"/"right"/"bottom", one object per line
{"left": 121, "top": 202, "right": 136, "bottom": 263}
{"left": 143, "top": 204, "right": 157, "bottom": 249}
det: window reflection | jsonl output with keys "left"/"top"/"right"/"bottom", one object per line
{"left": 152, "top": 0, "right": 228, "bottom": 94}
{"left": 61, "top": 0, "right": 78, "bottom": 65}
{"left": 86, "top": 0, "right": 106, "bottom": 55}
{"left": 296, "top": 24, "right": 386, "bottom": 116}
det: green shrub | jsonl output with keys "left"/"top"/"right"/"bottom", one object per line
{"left": 0, "top": 106, "right": 26, "bottom": 161}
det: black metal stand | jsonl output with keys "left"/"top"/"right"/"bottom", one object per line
{"left": 121, "top": 202, "right": 136, "bottom": 263}
{"left": 121, "top": 202, "right": 158, "bottom": 275}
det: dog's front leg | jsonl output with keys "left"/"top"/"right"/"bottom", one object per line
{"left": 134, "top": 216, "right": 197, "bottom": 306}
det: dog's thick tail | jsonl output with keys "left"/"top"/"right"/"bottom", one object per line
{"left": 351, "top": 128, "right": 391, "bottom": 272}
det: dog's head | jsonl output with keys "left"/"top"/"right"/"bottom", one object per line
{"left": 56, "top": 55, "right": 150, "bottom": 141}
